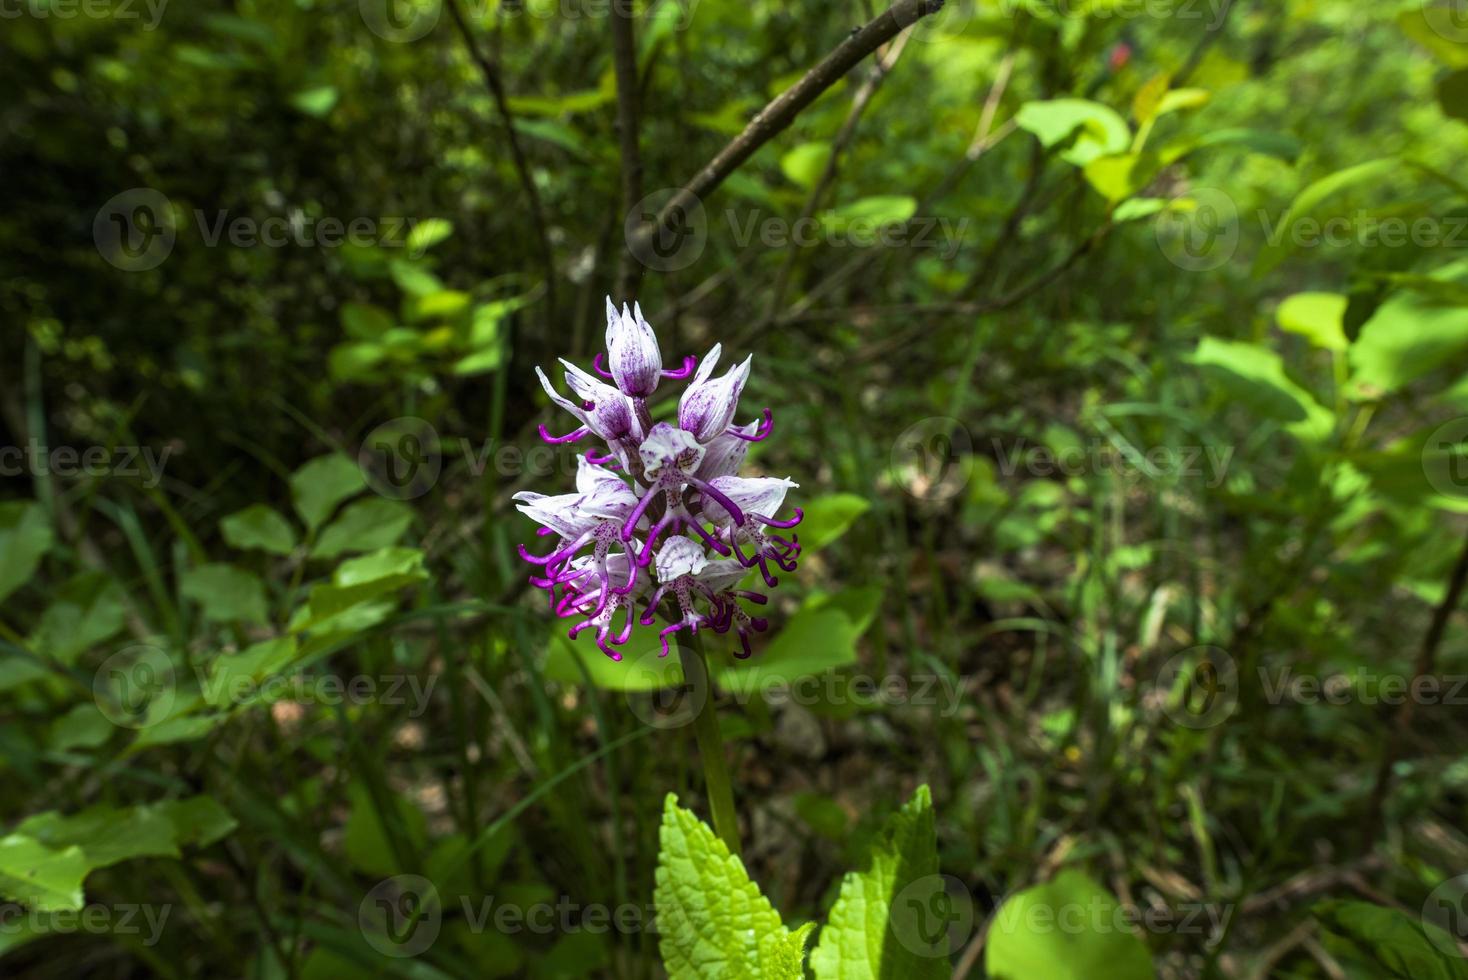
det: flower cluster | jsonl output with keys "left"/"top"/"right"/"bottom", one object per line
{"left": 515, "top": 299, "right": 802, "bottom": 662}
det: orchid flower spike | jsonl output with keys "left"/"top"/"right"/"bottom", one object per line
{"left": 521, "top": 296, "right": 800, "bottom": 661}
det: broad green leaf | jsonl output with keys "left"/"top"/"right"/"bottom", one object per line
{"left": 1348, "top": 265, "right": 1468, "bottom": 398}
{"left": 1156, "top": 88, "right": 1210, "bottom": 116}
{"left": 781, "top": 142, "right": 831, "bottom": 189}
{"left": 1014, "top": 100, "right": 1130, "bottom": 167}
{"left": 1190, "top": 336, "right": 1334, "bottom": 441}
{"left": 340, "top": 302, "right": 394, "bottom": 339}
{"left": 803, "top": 586, "right": 884, "bottom": 636}
{"left": 1277, "top": 292, "right": 1349, "bottom": 351}
{"left": 48, "top": 703, "right": 113, "bottom": 752}
{"left": 130, "top": 713, "right": 227, "bottom": 750}
{"left": 289, "top": 85, "right": 338, "bottom": 117}
{"left": 1399, "top": 9, "right": 1468, "bottom": 67}
{"left": 0, "top": 501, "right": 52, "bottom": 605}
{"left": 1439, "top": 69, "right": 1468, "bottom": 122}
{"left": 713, "top": 607, "right": 859, "bottom": 694}
{"left": 300, "top": 547, "right": 427, "bottom": 629}
{"left": 221, "top": 504, "right": 298, "bottom": 555}
{"left": 1111, "top": 199, "right": 1167, "bottom": 223}
{"left": 16, "top": 803, "right": 179, "bottom": 868}
{"left": 290, "top": 454, "right": 367, "bottom": 531}
{"left": 1254, "top": 158, "right": 1401, "bottom": 276}
{"left": 985, "top": 870, "right": 1155, "bottom": 980}
{"left": 204, "top": 636, "right": 300, "bottom": 708}
{"left": 512, "top": 118, "right": 592, "bottom": 158}
{"left": 387, "top": 259, "right": 444, "bottom": 297}
{"left": 161, "top": 796, "right": 237, "bottom": 848}
{"left": 655, "top": 795, "right": 807, "bottom": 979}
{"left": 809, "top": 785, "right": 946, "bottom": 979}
{"left": 406, "top": 218, "right": 453, "bottom": 255}
{"left": 543, "top": 625, "right": 687, "bottom": 692}
{"left": 311, "top": 497, "right": 414, "bottom": 559}
{"left": 1163, "top": 128, "right": 1302, "bottom": 164}
{"left": 180, "top": 564, "right": 269, "bottom": 624}
{"left": 1083, "top": 153, "right": 1156, "bottom": 204}
{"left": 28, "top": 572, "right": 129, "bottom": 665}
{"left": 799, "top": 494, "right": 871, "bottom": 552}
{"left": 1313, "top": 900, "right": 1468, "bottom": 980}
{"left": 403, "top": 289, "right": 471, "bottom": 323}
{"left": 0, "top": 836, "right": 88, "bottom": 912}
{"left": 821, "top": 196, "right": 918, "bottom": 235}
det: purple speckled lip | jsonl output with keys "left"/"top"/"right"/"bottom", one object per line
{"left": 512, "top": 296, "right": 802, "bottom": 662}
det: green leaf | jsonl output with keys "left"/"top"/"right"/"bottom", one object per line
{"left": 289, "top": 85, "right": 339, "bottom": 117}
{"left": 300, "top": 547, "right": 427, "bottom": 629}
{"left": 180, "top": 564, "right": 269, "bottom": 624}
{"left": 821, "top": 196, "right": 918, "bottom": 234}
{"left": 1014, "top": 100, "right": 1130, "bottom": 167}
{"left": 1348, "top": 265, "right": 1468, "bottom": 398}
{"left": 799, "top": 494, "right": 871, "bottom": 552}
{"left": 1164, "top": 128, "right": 1302, "bottom": 164}
{"left": 655, "top": 794, "right": 807, "bottom": 979}
{"left": 1399, "top": 9, "right": 1468, "bottom": 67}
{"left": 1438, "top": 69, "right": 1468, "bottom": 122}
{"left": 387, "top": 259, "right": 445, "bottom": 297}
{"left": 311, "top": 497, "right": 414, "bottom": 559}
{"left": 48, "top": 703, "right": 113, "bottom": 752}
{"left": 1276, "top": 292, "right": 1349, "bottom": 352}
{"left": 203, "top": 636, "right": 300, "bottom": 708}
{"left": 28, "top": 572, "right": 129, "bottom": 665}
{"left": 221, "top": 504, "right": 298, "bottom": 555}
{"left": 16, "top": 803, "right": 179, "bottom": 869}
{"left": 0, "top": 501, "right": 52, "bottom": 605}
{"left": 290, "top": 454, "right": 367, "bottom": 531}
{"left": 343, "top": 782, "right": 428, "bottom": 877}
{"left": 781, "top": 142, "right": 831, "bottom": 189}
{"left": 713, "top": 607, "right": 859, "bottom": 695}
{"left": 543, "top": 625, "right": 687, "bottom": 692}
{"left": 340, "top": 302, "right": 394, "bottom": 340}
{"left": 985, "top": 870, "right": 1155, "bottom": 980}
{"left": 0, "top": 836, "right": 88, "bottom": 912}
{"left": 1083, "top": 153, "right": 1157, "bottom": 204}
{"left": 809, "top": 785, "right": 947, "bottom": 979}
{"left": 1254, "top": 158, "right": 1400, "bottom": 276}
{"left": 160, "top": 796, "right": 237, "bottom": 848}
{"left": 406, "top": 218, "right": 454, "bottom": 255}
{"left": 1313, "top": 900, "right": 1468, "bottom": 980}
{"left": 1190, "top": 336, "right": 1334, "bottom": 442}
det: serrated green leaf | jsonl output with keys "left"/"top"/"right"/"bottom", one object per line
{"left": 809, "top": 785, "right": 946, "bottom": 979}
{"left": 656, "top": 795, "right": 806, "bottom": 979}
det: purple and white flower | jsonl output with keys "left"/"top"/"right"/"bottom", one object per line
{"left": 519, "top": 297, "right": 801, "bottom": 661}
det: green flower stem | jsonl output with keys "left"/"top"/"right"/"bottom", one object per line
{"left": 677, "top": 630, "right": 741, "bottom": 859}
